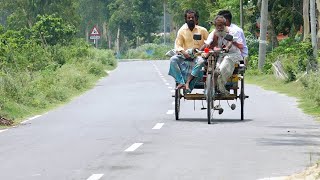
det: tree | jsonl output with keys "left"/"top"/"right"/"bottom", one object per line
{"left": 310, "top": 0, "right": 318, "bottom": 60}
{"left": 316, "top": 0, "right": 320, "bottom": 47}
{"left": 166, "top": 0, "right": 214, "bottom": 29}
{"left": 303, "top": 0, "right": 310, "bottom": 41}
{"left": 0, "top": 0, "right": 80, "bottom": 30}
{"left": 108, "top": 0, "right": 163, "bottom": 48}
{"left": 258, "top": 0, "right": 268, "bottom": 70}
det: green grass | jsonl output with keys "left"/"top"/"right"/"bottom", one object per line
{"left": 246, "top": 73, "right": 320, "bottom": 120}
{"left": 0, "top": 48, "right": 117, "bottom": 129}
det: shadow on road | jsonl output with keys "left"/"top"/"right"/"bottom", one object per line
{"left": 257, "top": 124, "right": 320, "bottom": 147}
{"left": 176, "top": 118, "right": 253, "bottom": 124}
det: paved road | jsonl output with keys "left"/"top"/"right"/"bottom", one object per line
{"left": 0, "top": 60, "right": 319, "bottom": 180}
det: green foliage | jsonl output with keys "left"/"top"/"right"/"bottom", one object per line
{"left": 300, "top": 72, "right": 320, "bottom": 107}
{"left": 123, "top": 43, "right": 173, "bottom": 60}
{"left": 108, "top": 0, "right": 163, "bottom": 47}
{"left": 269, "top": 0, "right": 302, "bottom": 37}
{"left": 0, "top": 40, "right": 116, "bottom": 121}
{"left": 167, "top": 0, "right": 214, "bottom": 29}
{"left": 32, "top": 15, "right": 77, "bottom": 46}
{"left": 264, "top": 38, "right": 312, "bottom": 80}
{"left": 1, "top": 0, "right": 80, "bottom": 30}
{"left": 245, "top": 33, "right": 259, "bottom": 70}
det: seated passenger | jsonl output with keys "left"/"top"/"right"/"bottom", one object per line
{"left": 185, "top": 15, "right": 243, "bottom": 95}
{"left": 168, "top": 9, "right": 209, "bottom": 90}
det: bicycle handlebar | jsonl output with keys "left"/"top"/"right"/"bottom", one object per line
{"left": 194, "top": 48, "right": 227, "bottom": 55}
{"left": 195, "top": 49, "right": 227, "bottom": 54}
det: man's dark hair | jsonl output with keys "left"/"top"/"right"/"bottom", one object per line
{"left": 217, "top": 10, "right": 232, "bottom": 23}
{"left": 184, "top": 9, "right": 199, "bottom": 20}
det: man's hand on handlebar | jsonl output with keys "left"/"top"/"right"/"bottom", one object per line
{"left": 223, "top": 47, "right": 229, "bottom": 53}
{"left": 201, "top": 52, "right": 209, "bottom": 58}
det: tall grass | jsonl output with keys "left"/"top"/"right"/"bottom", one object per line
{"left": 0, "top": 41, "right": 117, "bottom": 124}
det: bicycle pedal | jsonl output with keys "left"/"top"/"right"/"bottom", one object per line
{"left": 214, "top": 105, "right": 222, "bottom": 110}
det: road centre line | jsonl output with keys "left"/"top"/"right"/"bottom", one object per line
{"left": 166, "top": 110, "right": 174, "bottom": 114}
{"left": 86, "top": 174, "right": 104, "bottom": 180}
{"left": 124, "top": 143, "right": 143, "bottom": 152}
{"left": 152, "top": 123, "right": 164, "bottom": 129}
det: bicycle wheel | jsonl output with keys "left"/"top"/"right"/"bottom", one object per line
{"left": 206, "top": 74, "right": 214, "bottom": 124}
{"left": 175, "top": 83, "right": 180, "bottom": 120}
{"left": 240, "top": 74, "right": 245, "bottom": 120}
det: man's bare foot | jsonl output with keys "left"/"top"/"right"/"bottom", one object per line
{"left": 176, "top": 84, "right": 185, "bottom": 89}
{"left": 185, "top": 83, "right": 191, "bottom": 93}
{"left": 185, "top": 83, "right": 190, "bottom": 91}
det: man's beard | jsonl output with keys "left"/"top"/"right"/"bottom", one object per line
{"left": 187, "top": 20, "right": 195, "bottom": 29}
{"left": 216, "top": 30, "right": 226, "bottom": 37}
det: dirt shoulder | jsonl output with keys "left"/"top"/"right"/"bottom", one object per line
{"left": 284, "top": 163, "right": 320, "bottom": 180}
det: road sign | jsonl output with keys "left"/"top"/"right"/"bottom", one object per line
{"left": 89, "top": 26, "right": 101, "bottom": 41}
{"left": 89, "top": 36, "right": 100, "bottom": 40}
{"left": 90, "top": 26, "right": 100, "bottom": 36}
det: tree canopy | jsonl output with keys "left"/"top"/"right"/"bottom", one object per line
{"left": 0, "top": 0, "right": 317, "bottom": 51}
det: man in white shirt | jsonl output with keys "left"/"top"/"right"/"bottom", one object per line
{"left": 197, "top": 15, "right": 243, "bottom": 95}
{"left": 217, "top": 10, "right": 248, "bottom": 64}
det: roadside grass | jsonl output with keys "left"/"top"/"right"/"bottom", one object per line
{"left": 246, "top": 73, "right": 320, "bottom": 120}
{"left": 0, "top": 48, "right": 117, "bottom": 129}
{"left": 245, "top": 72, "right": 320, "bottom": 180}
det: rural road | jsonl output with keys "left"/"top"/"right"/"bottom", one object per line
{"left": 0, "top": 60, "right": 319, "bottom": 180}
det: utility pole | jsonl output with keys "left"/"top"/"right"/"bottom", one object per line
{"left": 163, "top": 1, "right": 166, "bottom": 45}
{"left": 116, "top": 26, "right": 120, "bottom": 59}
{"left": 258, "top": 0, "right": 268, "bottom": 71}
{"left": 310, "top": 0, "right": 318, "bottom": 60}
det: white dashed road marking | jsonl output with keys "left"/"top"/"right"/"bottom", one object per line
{"left": 0, "top": 129, "right": 8, "bottom": 133}
{"left": 87, "top": 174, "right": 104, "bottom": 180}
{"left": 152, "top": 123, "right": 164, "bottom": 129}
{"left": 124, "top": 143, "right": 143, "bottom": 152}
{"left": 166, "top": 110, "right": 174, "bottom": 114}
{"left": 256, "top": 177, "right": 287, "bottom": 180}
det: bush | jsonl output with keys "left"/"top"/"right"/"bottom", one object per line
{"left": 300, "top": 72, "right": 320, "bottom": 106}
{"left": 0, "top": 39, "right": 117, "bottom": 121}
{"left": 264, "top": 38, "right": 312, "bottom": 81}
{"left": 31, "top": 14, "right": 77, "bottom": 46}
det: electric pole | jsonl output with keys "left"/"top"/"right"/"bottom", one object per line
{"left": 258, "top": 0, "right": 268, "bottom": 71}
{"left": 163, "top": 1, "right": 166, "bottom": 45}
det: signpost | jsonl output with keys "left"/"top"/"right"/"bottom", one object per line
{"left": 89, "top": 26, "right": 101, "bottom": 48}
